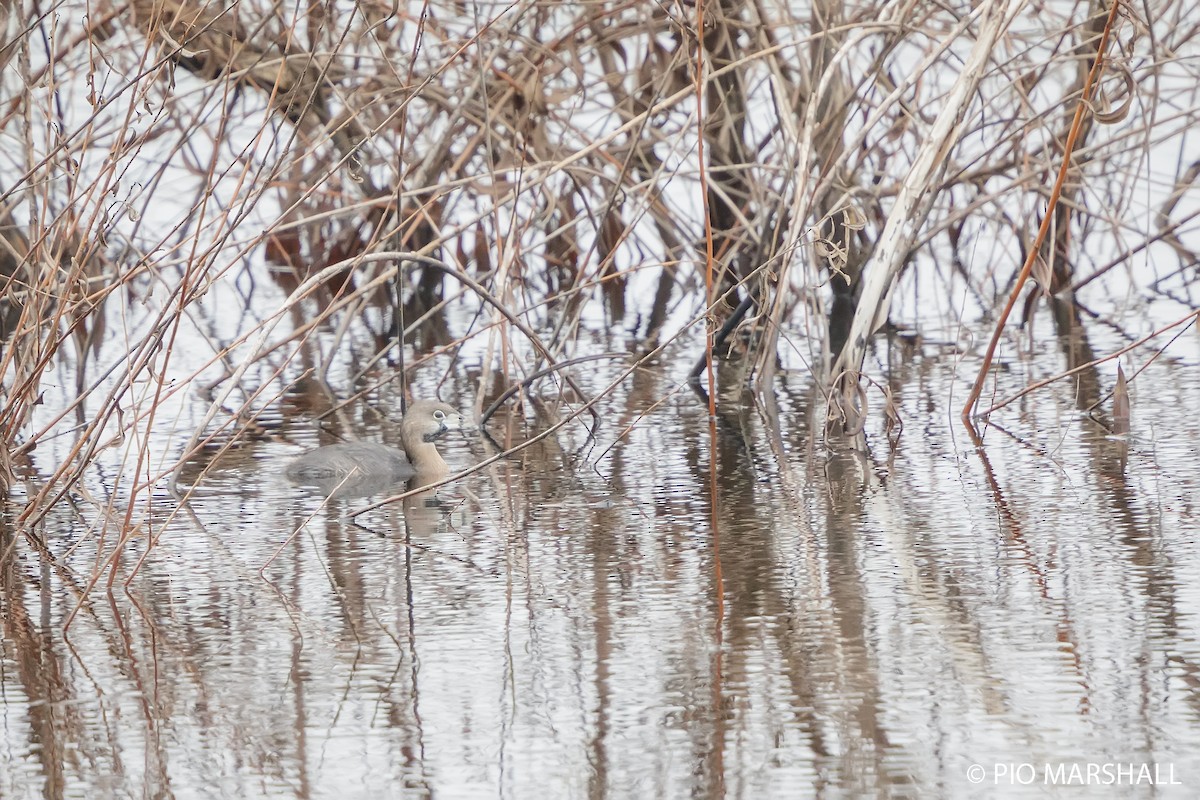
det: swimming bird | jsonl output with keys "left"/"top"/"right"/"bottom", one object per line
{"left": 286, "top": 399, "right": 467, "bottom": 487}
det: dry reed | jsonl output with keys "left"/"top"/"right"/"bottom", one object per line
{"left": 0, "top": 0, "right": 1194, "bottom": 576}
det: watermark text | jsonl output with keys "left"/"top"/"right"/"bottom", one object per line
{"left": 966, "top": 762, "right": 1181, "bottom": 786}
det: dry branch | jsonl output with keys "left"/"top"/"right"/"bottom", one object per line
{"left": 831, "top": 0, "right": 1030, "bottom": 413}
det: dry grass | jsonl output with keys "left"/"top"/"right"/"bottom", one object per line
{"left": 0, "top": 0, "right": 1196, "bottom": 568}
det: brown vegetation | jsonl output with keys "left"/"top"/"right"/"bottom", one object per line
{"left": 0, "top": 0, "right": 1196, "bottom": 560}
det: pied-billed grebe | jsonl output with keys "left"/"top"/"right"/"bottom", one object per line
{"left": 286, "top": 400, "right": 467, "bottom": 484}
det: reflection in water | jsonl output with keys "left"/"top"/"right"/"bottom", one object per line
{"left": 3, "top": 351, "right": 1200, "bottom": 799}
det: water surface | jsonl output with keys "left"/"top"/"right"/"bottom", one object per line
{"left": 3, "top": 331, "right": 1199, "bottom": 799}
